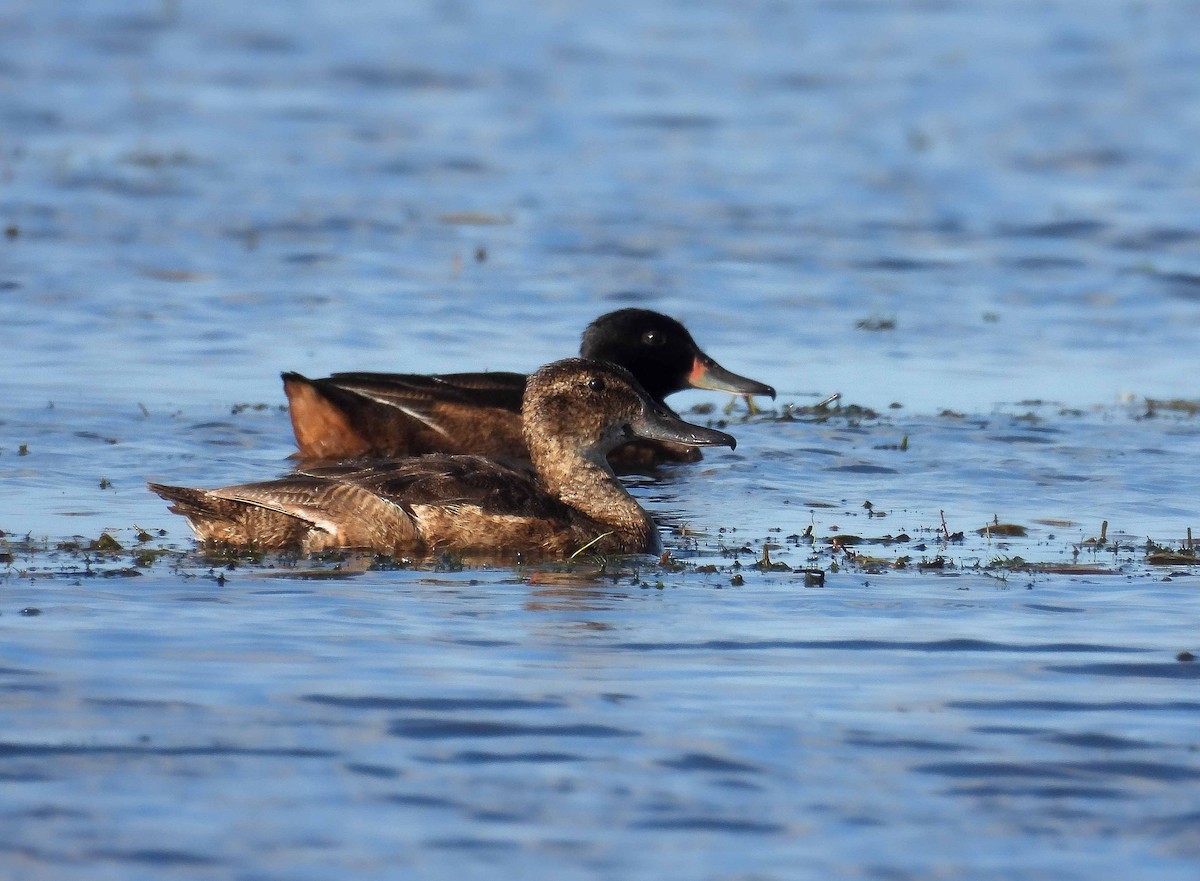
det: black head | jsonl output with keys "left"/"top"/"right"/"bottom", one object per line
{"left": 579, "top": 309, "right": 775, "bottom": 402}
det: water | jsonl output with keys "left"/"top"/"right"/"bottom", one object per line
{"left": 2, "top": 1, "right": 1200, "bottom": 878}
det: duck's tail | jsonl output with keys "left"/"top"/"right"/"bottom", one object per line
{"left": 147, "top": 482, "right": 216, "bottom": 520}
{"left": 281, "top": 371, "right": 374, "bottom": 459}
{"left": 147, "top": 481, "right": 310, "bottom": 547}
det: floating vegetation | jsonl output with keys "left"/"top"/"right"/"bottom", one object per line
{"left": 1144, "top": 551, "right": 1196, "bottom": 566}
{"left": 1145, "top": 532, "right": 1198, "bottom": 566}
{"left": 723, "top": 394, "right": 768, "bottom": 416}
{"left": 230, "top": 402, "right": 285, "bottom": 415}
{"left": 985, "top": 556, "right": 1119, "bottom": 575}
{"left": 1080, "top": 520, "right": 1109, "bottom": 547}
{"left": 976, "top": 521, "right": 1028, "bottom": 538}
{"left": 1142, "top": 398, "right": 1200, "bottom": 417}
{"left": 2, "top": 499, "right": 1197, "bottom": 589}
{"left": 940, "top": 511, "right": 965, "bottom": 542}
{"left": 92, "top": 533, "right": 123, "bottom": 552}
{"left": 776, "top": 398, "right": 880, "bottom": 424}
{"left": 751, "top": 544, "right": 791, "bottom": 572}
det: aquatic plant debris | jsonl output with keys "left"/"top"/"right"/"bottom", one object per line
{"left": 4, "top": 511, "right": 1197, "bottom": 587}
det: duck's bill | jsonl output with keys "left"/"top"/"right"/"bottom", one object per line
{"left": 630, "top": 407, "right": 737, "bottom": 450}
{"left": 688, "top": 355, "right": 776, "bottom": 399}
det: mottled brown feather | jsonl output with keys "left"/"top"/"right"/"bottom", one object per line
{"left": 151, "top": 360, "right": 736, "bottom": 561}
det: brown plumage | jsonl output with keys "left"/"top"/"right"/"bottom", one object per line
{"left": 150, "top": 359, "right": 737, "bottom": 561}
{"left": 282, "top": 309, "right": 773, "bottom": 467}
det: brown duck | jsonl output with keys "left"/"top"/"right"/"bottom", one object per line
{"left": 149, "top": 359, "right": 736, "bottom": 560}
{"left": 282, "top": 308, "right": 773, "bottom": 467}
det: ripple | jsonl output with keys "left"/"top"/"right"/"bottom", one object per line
{"left": 1069, "top": 760, "right": 1200, "bottom": 782}
{"left": 613, "top": 113, "right": 720, "bottom": 129}
{"left": 5, "top": 805, "right": 89, "bottom": 820}
{"left": 344, "top": 762, "right": 403, "bottom": 779}
{"left": 1046, "top": 733, "right": 1153, "bottom": 750}
{"left": 387, "top": 719, "right": 635, "bottom": 740}
{"left": 0, "top": 742, "right": 335, "bottom": 759}
{"left": 919, "top": 759, "right": 1200, "bottom": 783}
{"left": 946, "top": 784, "right": 1124, "bottom": 799}
{"left": 631, "top": 817, "right": 785, "bottom": 834}
{"left": 826, "top": 463, "right": 899, "bottom": 474}
{"left": 84, "top": 848, "right": 220, "bottom": 867}
{"left": 657, "top": 752, "right": 761, "bottom": 773}
{"left": 1004, "top": 255, "right": 1087, "bottom": 270}
{"left": 546, "top": 241, "right": 661, "bottom": 259}
{"left": 1153, "top": 271, "right": 1200, "bottom": 300}
{"left": 383, "top": 793, "right": 459, "bottom": 809}
{"left": 85, "top": 697, "right": 201, "bottom": 710}
{"left": 425, "top": 836, "right": 520, "bottom": 852}
{"left": 422, "top": 750, "right": 583, "bottom": 764}
{"left": 843, "top": 734, "right": 967, "bottom": 753}
{"left": 852, "top": 257, "right": 955, "bottom": 271}
{"left": 989, "top": 434, "right": 1057, "bottom": 445}
{"left": 1045, "top": 662, "right": 1200, "bottom": 680}
{"left": 1000, "top": 219, "right": 1107, "bottom": 239}
{"left": 612, "top": 638, "right": 1144, "bottom": 654}
{"left": 331, "top": 65, "right": 475, "bottom": 90}
{"left": 304, "top": 695, "right": 563, "bottom": 711}
{"left": 948, "top": 700, "right": 1200, "bottom": 712}
{"left": 0, "top": 770, "right": 52, "bottom": 782}
{"left": 915, "top": 761, "right": 1080, "bottom": 781}
{"left": 1113, "top": 228, "right": 1200, "bottom": 250}
{"left": 1015, "top": 148, "right": 1127, "bottom": 171}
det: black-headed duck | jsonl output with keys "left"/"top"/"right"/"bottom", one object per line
{"left": 282, "top": 308, "right": 773, "bottom": 467}
{"left": 150, "top": 359, "right": 736, "bottom": 560}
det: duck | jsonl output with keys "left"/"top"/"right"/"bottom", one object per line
{"left": 149, "top": 358, "right": 737, "bottom": 560}
{"left": 282, "top": 308, "right": 773, "bottom": 467}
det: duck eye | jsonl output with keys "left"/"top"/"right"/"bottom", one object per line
{"left": 587, "top": 377, "right": 605, "bottom": 392}
{"left": 641, "top": 330, "right": 664, "bottom": 346}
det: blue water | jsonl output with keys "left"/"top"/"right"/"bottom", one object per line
{"left": 2, "top": 1, "right": 1200, "bottom": 879}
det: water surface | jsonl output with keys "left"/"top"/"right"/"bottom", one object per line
{"left": 2, "top": 1, "right": 1199, "bottom": 879}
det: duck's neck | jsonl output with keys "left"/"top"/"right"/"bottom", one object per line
{"left": 531, "top": 439, "right": 657, "bottom": 551}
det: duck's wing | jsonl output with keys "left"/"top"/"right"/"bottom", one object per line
{"left": 282, "top": 371, "right": 528, "bottom": 459}
{"left": 148, "top": 478, "right": 415, "bottom": 550}
{"left": 296, "top": 456, "right": 588, "bottom": 557}
{"left": 326, "top": 371, "right": 528, "bottom": 410}
{"left": 301, "top": 456, "right": 568, "bottom": 522}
